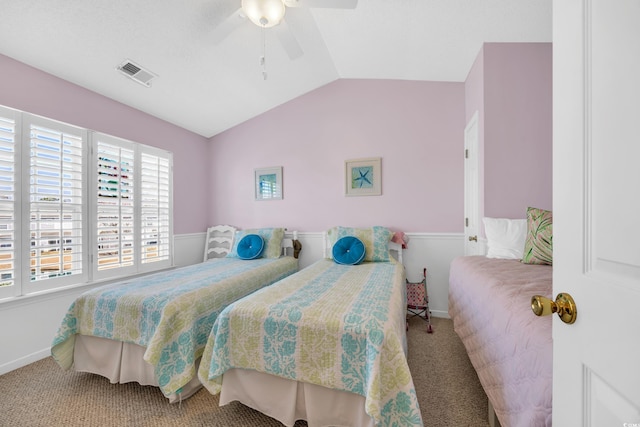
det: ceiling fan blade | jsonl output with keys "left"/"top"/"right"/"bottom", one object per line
{"left": 210, "top": 7, "right": 247, "bottom": 45}
{"left": 283, "top": 0, "right": 357, "bottom": 8}
{"left": 274, "top": 19, "right": 304, "bottom": 60}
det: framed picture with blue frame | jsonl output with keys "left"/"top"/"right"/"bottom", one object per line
{"left": 345, "top": 157, "right": 381, "bottom": 196}
{"left": 255, "top": 166, "right": 283, "bottom": 201}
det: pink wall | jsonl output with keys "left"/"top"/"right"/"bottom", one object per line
{"left": 208, "top": 79, "right": 466, "bottom": 233}
{"left": 0, "top": 54, "right": 210, "bottom": 234}
{"left": 1, "top": 42, "right": 551, "bottom": 236}
{"left": 464, "top": 43, "right": 552, "bottom": 226}
{"left": 483, "top": 43, "right": 553, "bottom": 218}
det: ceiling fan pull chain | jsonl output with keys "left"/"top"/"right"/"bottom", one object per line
{"left": 261, "top": 26, "right": 267, "bottom": 80}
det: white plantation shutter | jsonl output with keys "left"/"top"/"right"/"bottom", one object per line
{"left": 0, "top": 104, "right": 173, "bottom": 298}
{"left": 26, "top": 115, "right": 87, "bottom": 291}
{"left": 0, "top": 107, "right": 19, "bottom": 299}
{"left": 96, "top": 139, "right": 136, "bottom": 273}
{"left": 93, "top": 134, "right": 172, "bottom": 279}
{"left": 140, "top": 151, "right": 171, "bottom": 266}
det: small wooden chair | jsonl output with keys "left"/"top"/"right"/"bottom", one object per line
{"left": 203, "top": 225, "right": 236, "bottom": 261}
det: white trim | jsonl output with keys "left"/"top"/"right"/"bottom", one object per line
{"left": 174, "top": 232, "right": 206, "bottom": 267}
{"left": 0, "top": 348, "right": 51, "bottom": 375}
{"left": 403, "top": 232, "right": 463, "bottom": 240}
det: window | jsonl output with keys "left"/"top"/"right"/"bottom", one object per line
{"left": 0, "top": 104, "right": 173, "bottom": 300}
{"left": 93, "top": 134, "right": 172, "bottom": 280}
{"left": 0, "top": 107, "right": 18, "bottom": 300}
{"left": 26, "top": 116, "right": 86, "bottom": 294}
{"left": 140, "top": 151, "right": 171, "bottom": 267}
{"left": 95, "top": 138, "right": 135, "bottom": 275}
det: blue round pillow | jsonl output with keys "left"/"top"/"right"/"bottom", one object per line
{"left": 332, "top": 236, "right": 366, "bottom": 265}
{"left": 237, "top": 234, "right": 265, "bottom": 260}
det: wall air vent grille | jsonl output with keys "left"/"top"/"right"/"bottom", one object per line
{"left": 116, "top": 59, "right": 157, "bottom": 87}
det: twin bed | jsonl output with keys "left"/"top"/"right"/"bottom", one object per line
{"left": 52, "top": 227, "right": 298, "bottom": 402}
{"left": 52, "top": 225, "right": 422, "bottom": 426}
{"left": 198, "top": 227, "right": 422, "bottom": 426}
{"left": 448, "top": 211, "right": 553, "bottom": 427}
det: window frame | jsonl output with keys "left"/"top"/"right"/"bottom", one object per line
{"left": 22, "top": 113, "right": 89, "bottom": 295}
{"left": 91, "top": 133, "right": 173, "bottom": 281}
{"left": 0, "top": 104, "right": 174, "bottom": 301}
{"left": 0, "top": 106, "right": 21, "bottom": 300}
{"left": 137, "top": 145, "right": 173, "bottom": 274}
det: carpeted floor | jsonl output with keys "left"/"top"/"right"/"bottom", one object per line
{"left": 0, "top": 316, "right": 489, "bottom": 427}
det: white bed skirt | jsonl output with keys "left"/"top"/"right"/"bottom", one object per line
{"left": 73, "top": 335, "right": 202, "bottom": 403}
{"left": 220, "top": 368, "right": 375, "bottom": 427}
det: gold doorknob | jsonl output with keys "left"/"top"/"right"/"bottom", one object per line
{"left": 468, "top": 235, "right": 478, "bottom": 242}
{"left": 531, "top": 293, "right": 577, "bottom": 324}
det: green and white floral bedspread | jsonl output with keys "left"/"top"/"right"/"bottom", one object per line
{"left": 198, "top": 259, "right": 423, "bottom": 426}
{"left": 51, "top": 256, "right": 298, "bottom": 397}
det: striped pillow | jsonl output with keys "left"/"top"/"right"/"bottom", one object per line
{"left": 522, "top": 207, "right": 553, "bottom": 265}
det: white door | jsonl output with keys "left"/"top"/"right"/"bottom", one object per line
{"left": 553, "top": 1, "right": 640, "bottom": 425}
{"left": 464, "top": 111, "right": 480, "bottom": 256}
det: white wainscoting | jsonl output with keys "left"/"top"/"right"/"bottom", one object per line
{"left": 0, "top": 231, "right": 464, "bottom": 375}
{"left": 174, "top": 232, "right": 208, "bottom": 267}
{"left": 287, "top": 231, "right": 465, "bottom": 319}
{"left": 401, "top": 233, "right": 465, "bottom": 318}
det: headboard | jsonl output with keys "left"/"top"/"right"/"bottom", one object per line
{"left": 203, "top": 225, "right": 236, "bottom": 261}
{"left": 205, "top": 227, "right": 297, "bottom": 260}
{"left": 322, "top": 232, "right": 403, "bottom": 264}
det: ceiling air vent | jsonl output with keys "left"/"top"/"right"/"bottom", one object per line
{"left": 116, "top": 59, "right": 157, "bottom": 87}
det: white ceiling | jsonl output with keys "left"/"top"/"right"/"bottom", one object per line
{"left": 0, "top": 0, "right": 551, "bottom": 138}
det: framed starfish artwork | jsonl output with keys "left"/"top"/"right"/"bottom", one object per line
{"left": 345, "top": 157, "right": 381, "bottom": 196}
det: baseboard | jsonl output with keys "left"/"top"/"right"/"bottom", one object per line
{"left": 0, "top": 348, "right": 50, "bottom": 375}
{"left": 430, "top": 309, "right": 450, "bottom": 319}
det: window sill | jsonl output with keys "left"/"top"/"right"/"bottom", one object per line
{"left": 0, "top": 265, "right": 176, "bottom": 309}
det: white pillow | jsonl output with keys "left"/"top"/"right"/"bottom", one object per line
{"left": 483, "top": 217, "right": 527, "bottom": 259}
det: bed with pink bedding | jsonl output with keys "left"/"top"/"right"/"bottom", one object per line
{"left": 448, "top": 255, "right": 552, "bottom": 427}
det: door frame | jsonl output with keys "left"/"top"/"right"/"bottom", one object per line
{"left": 464, "top": 110, "right": 481, "bottom": 255}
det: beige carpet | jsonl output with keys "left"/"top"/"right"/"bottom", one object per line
{"left": 0, "top": 316, "right": 489, "bottom": 427}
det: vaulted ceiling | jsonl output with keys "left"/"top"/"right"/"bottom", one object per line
{"left": 0, "top": 0, "right": 551, "bottom": 138}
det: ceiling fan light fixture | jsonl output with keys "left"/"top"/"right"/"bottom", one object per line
{"left": 242, "top": 0, "right": 286, "bottom": 28}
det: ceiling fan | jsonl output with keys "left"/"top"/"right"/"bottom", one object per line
{"left": 211, "top": 0, "right": 358, "bottom": 61}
